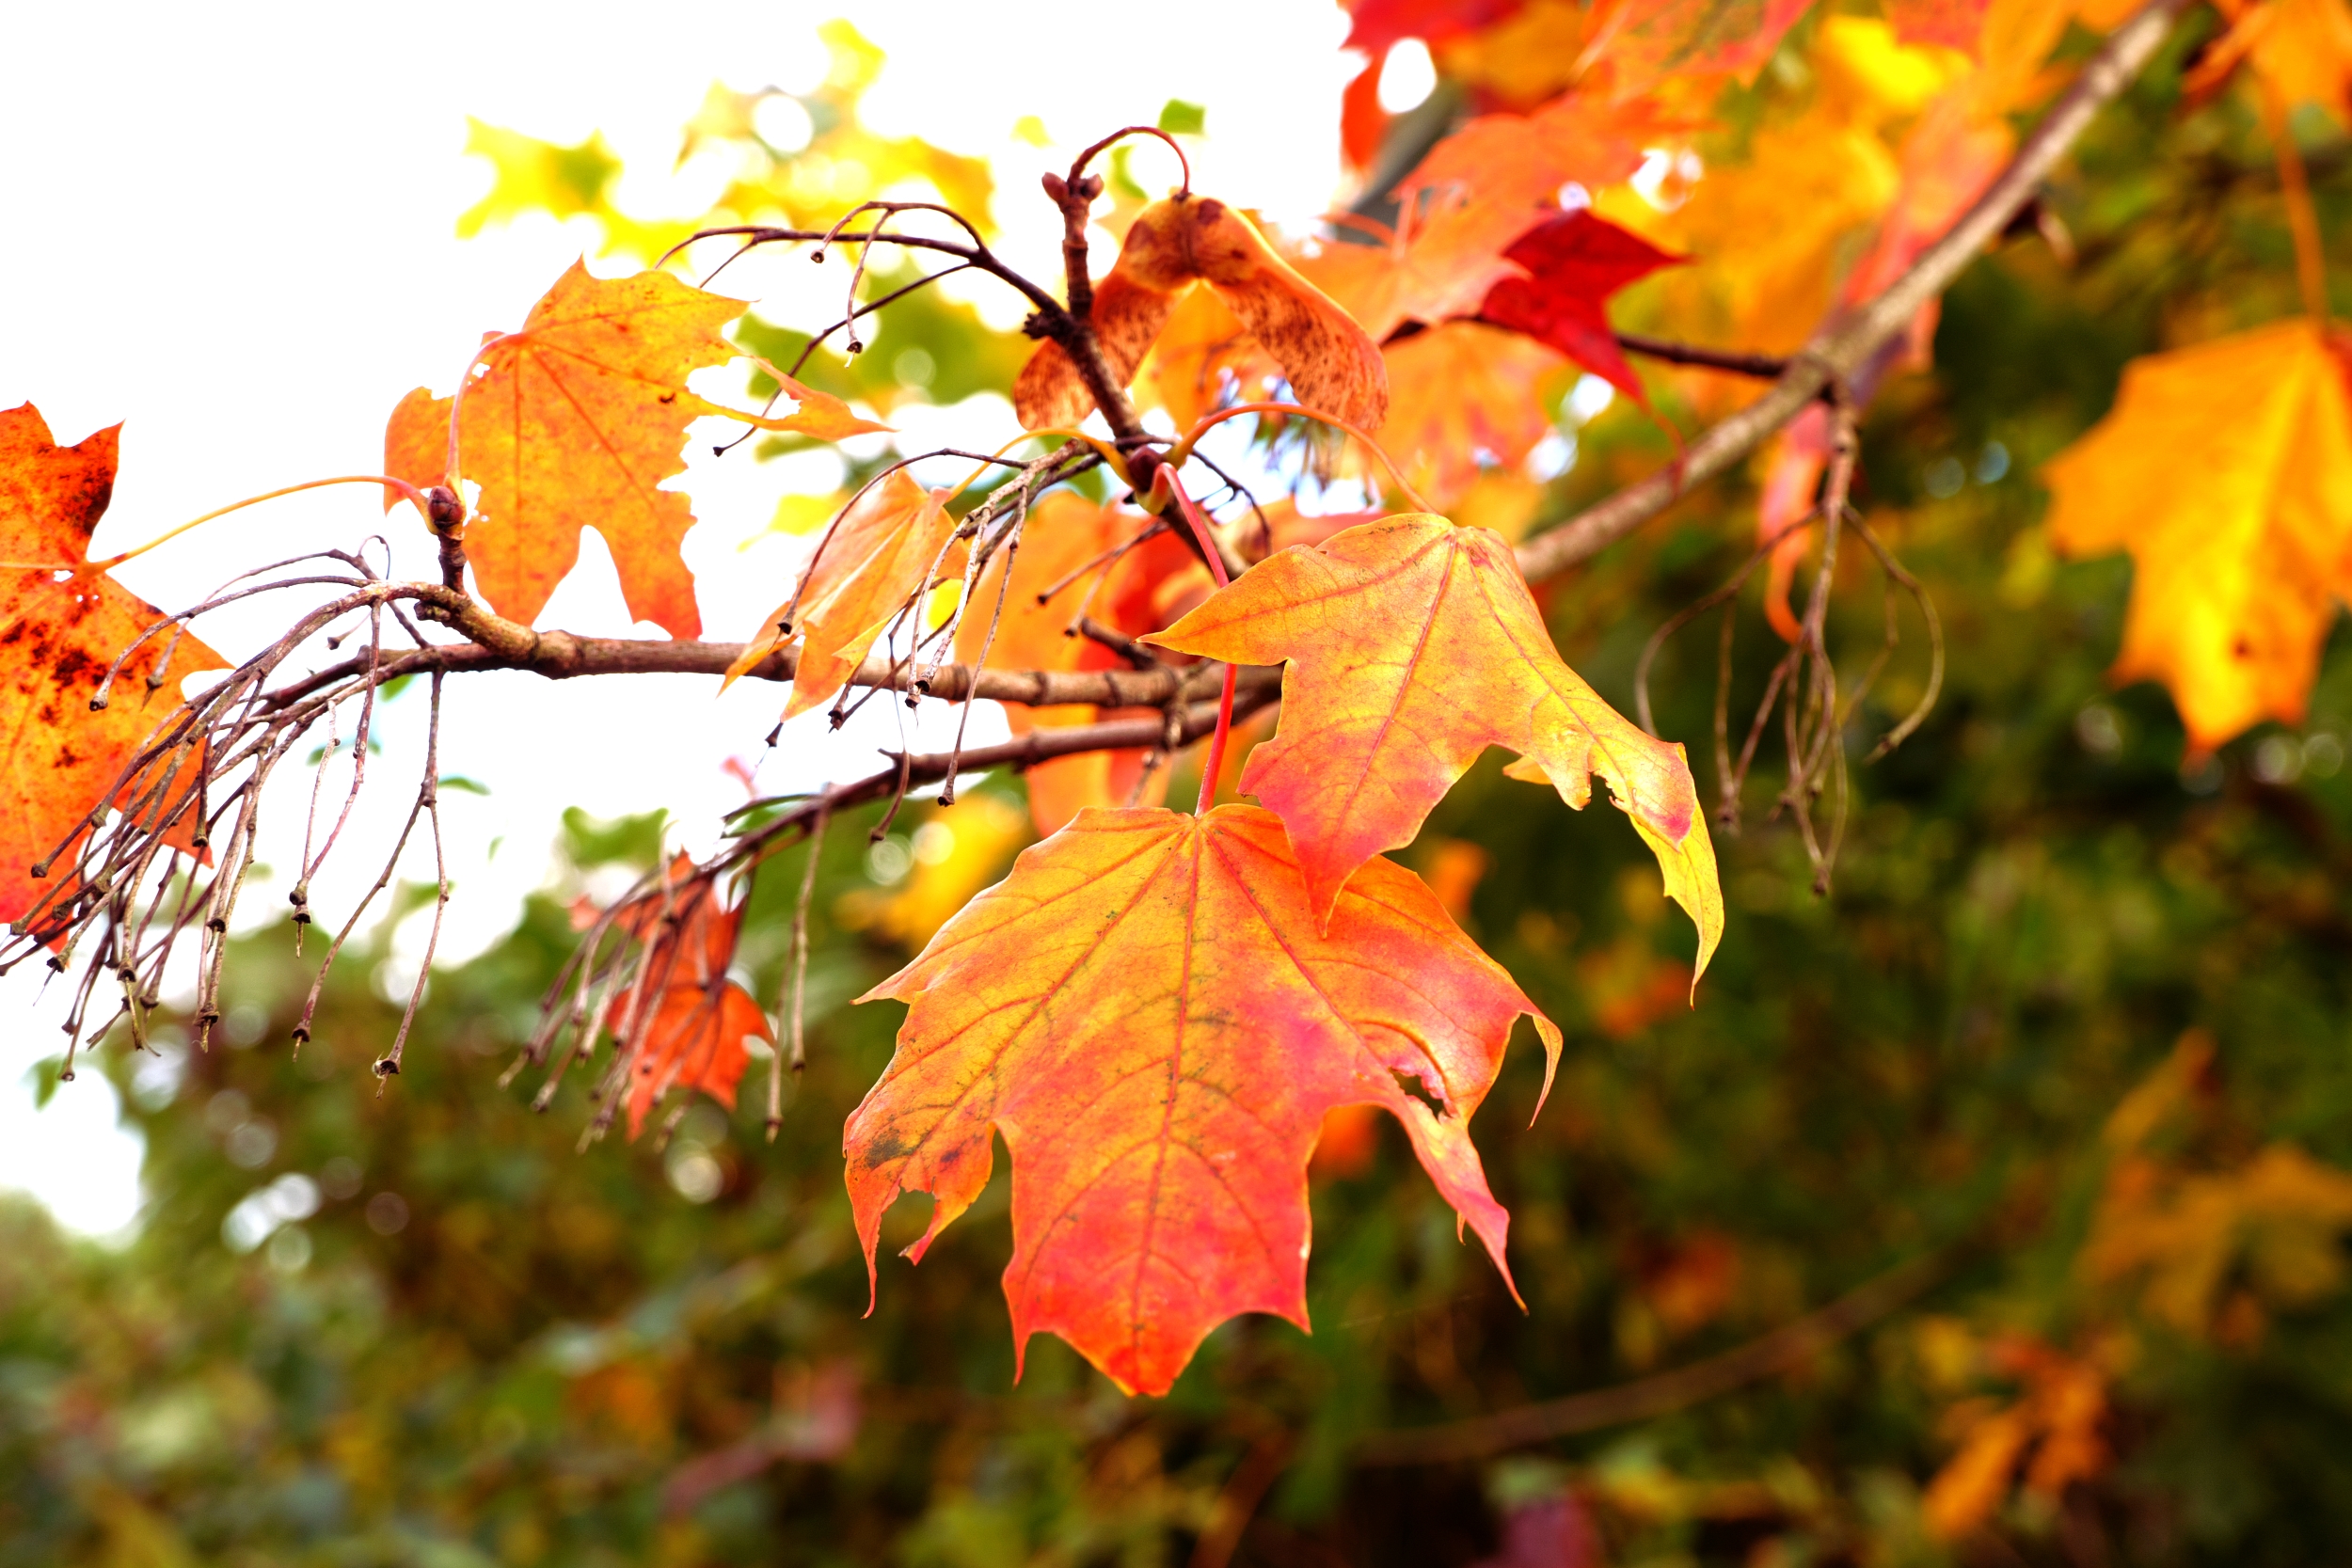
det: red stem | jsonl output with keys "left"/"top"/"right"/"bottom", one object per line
{"left": 1197, "top": 664, "right": 1241, "bottom": 813}
{"left": 1162, "top": 472, "right": 1237, "bottom": 816}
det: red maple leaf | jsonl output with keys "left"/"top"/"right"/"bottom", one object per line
{"left": 1479, "top": 209, "right": 1687, "bottom": 402}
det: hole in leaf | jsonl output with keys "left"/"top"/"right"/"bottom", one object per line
{"left": 1389, "top": 1068, "right": 1446, "bottom": 1118}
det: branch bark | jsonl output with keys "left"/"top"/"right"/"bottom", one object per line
{"left": 266, "top": 618, "right": 1278, "bottom": 716}
{"left": 713, "top": 683, "right": 1279, "bottom": 873}
{"left": 1513, "top": 0, "right": 2191, "bottom": 585}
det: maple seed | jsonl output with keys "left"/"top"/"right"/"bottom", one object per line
{"left": 1015, "top": 194, "right": 1388, "bottom": 432}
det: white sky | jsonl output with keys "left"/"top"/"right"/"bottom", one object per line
{"left": 0, "top": 0, "right": 1359, "bottom": 1234}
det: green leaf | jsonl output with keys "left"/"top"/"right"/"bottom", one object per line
{"left": 1157, "top": 100, "right": 1206, "bottom": 136}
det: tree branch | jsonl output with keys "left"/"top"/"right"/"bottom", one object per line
{"left": 1514, "top": 0, "right": 2192, "bottom": 584}
{"left": 691, "top": 224, "right": 1066, "bottom": 319}
{"left": 263, "top": 617, "right": 1276, "bottom": 716}
{"left": 1351, "top": 1246, "right": 1951, "bottom": 1465}
{"left": 714, "top": 683, "right": 1279, "bottom": 872}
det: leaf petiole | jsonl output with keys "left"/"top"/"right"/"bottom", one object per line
{"left": 1151, "top": 467, "right": 1239, "bottom": 816}
{"left": 91, "top": 474, "right": 436, "bottom": 571}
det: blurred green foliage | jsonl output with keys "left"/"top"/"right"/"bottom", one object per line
{"left": 10, "top": 12, "right": 2352, "bottom": 1568}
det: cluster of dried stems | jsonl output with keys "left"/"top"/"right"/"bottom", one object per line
{"left": 1634, "top": 388, "right": 1946, "bottom": 893}
{"left": 3, "top": 0, "right": 2183, "bottom": 1163}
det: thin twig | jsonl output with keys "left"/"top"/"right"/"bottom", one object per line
{"left": 771, "top": 806, "right": 829, "bottom": 1145}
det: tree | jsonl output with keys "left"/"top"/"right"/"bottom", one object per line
{"left": 10, "top": 0, "right": 2352, "bottom": 1559}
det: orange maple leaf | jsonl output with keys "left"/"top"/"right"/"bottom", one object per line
{"left": 845, "top": 802, "right": 1561, "bottom": 1396}
{"left": 588, "top": 853, "right": 772, "bottom": 1137}
{"left": 725, "top": 469, "right": 963, "bottom": 721}
{"left": 1359, "top": 323, "right": 1572, "bottom": 510}
{"left": 2043, "top": 318, "right": 2352, "bottom": 752}
{"left": 952, "top": 493, "right": 1172, "bottom": 833}
{"left": 1885, "top": 0, "right": 1994, "bottom": 51}
{"left": 1314, "top": 94, "right": 1673, "bottom": 343}
{"left": 383, "top": 261, "right": 886, "bottom": 639}
{"left": 2185, "top": 0, "right": 2352, "bottom": 120}
{"left": 0, "top": 405, "right": 226, "bottom": 931}
{"left": 1581, "top": 0, "right": 1819, "bottom": 100}
{"left": 1427, "top": 1, "right": 1600, "bottom": 111}
{"left": 1014, "top": 196, "right": 1388, "bottom": 433}
{"left": 1923, "top": 1336, "right": 2113, "bottom": 1538}
{"left": 1147, "top": 515, "right": 1721, "bottom": 968}
{"left": 624, "top": 980, "right": 770, "bottom": 1138}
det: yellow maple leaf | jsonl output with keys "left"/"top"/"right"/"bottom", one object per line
{"left": 454, "top": 119, "right": 690, "bottom": 261}
{"left": 1431, "top": 0, "right": 1595, "bottom": 111}
{"left": 455, "top": 119, "right": 622, "bottom": 238}
{"left": 1618, "top": 19, "right": 1959, "bottom": 367}
{"left": 2043, "top": 318, "right": 2352, "bottom": 752}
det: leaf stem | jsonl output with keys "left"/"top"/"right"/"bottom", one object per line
{"left": 92, "top": 476, "right": 434, "bottom": 571}
{"left": 1155, "top": 469, "right": 1239, "bottom": 815}
{"left": 2260, "top": 81, "right": 2330, "bottom": 323}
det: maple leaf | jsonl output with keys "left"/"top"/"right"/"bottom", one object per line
{"left": 1344, "top": 0, "right": 1529, "bottom": 51}
{"left": 1613, "top": 17, "right": 1966, "bottom": 373}
{"left": 1014, "top": 196, "right": 1388, "bottom": 433}
{"left": 1429, "top": 1, "right": 1599, "bottom": 112}
{"left": 845, "top": 802, "right": 1562, "bottom": 1396}
{"left": 952, "top": 494, "right": 1171, "bottom": 834}
{"left": 1581, "top": 0, "right": 1820, "bottom": 100}
{"left": 1146, "top": 515, "right": 1722, "bottom": 971}
{"left": 455, "top": 119, "right": 625, "bottom": 240}
{"left": 1479, "top": 209, "right": 1687, "bottom": 401}
{"left": 586, "top": 853, "right": 772, "bottom": 1137}
{"left": 2185, "top": 0, "right": 2352, "bottom": 120}
{"left": 2043, "top": 318, "right": 2352, "bottom": 752}
{"left": 726, "top": 468, "right": 962, "bottom": 722}
{"left": 1371, "top": 323, "right": 1572, "bottom": 507}
{"left": 1885, "top": 0, "right": 1994, "bottom": 51}
{"left": 1317, "top": 94, "right": 1674, "bottom": 342}
{"left": 0, "top": 405, "right": 227, "bottom": 930}
{"left": 383, "top": 261, "right": 885, "bottom": 640}
{"left": 1922, "top": 1336, "right": 2113, "bottom": 1538}
{"left": 624, "top": 981, "right": 769, "bottom": 1138}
